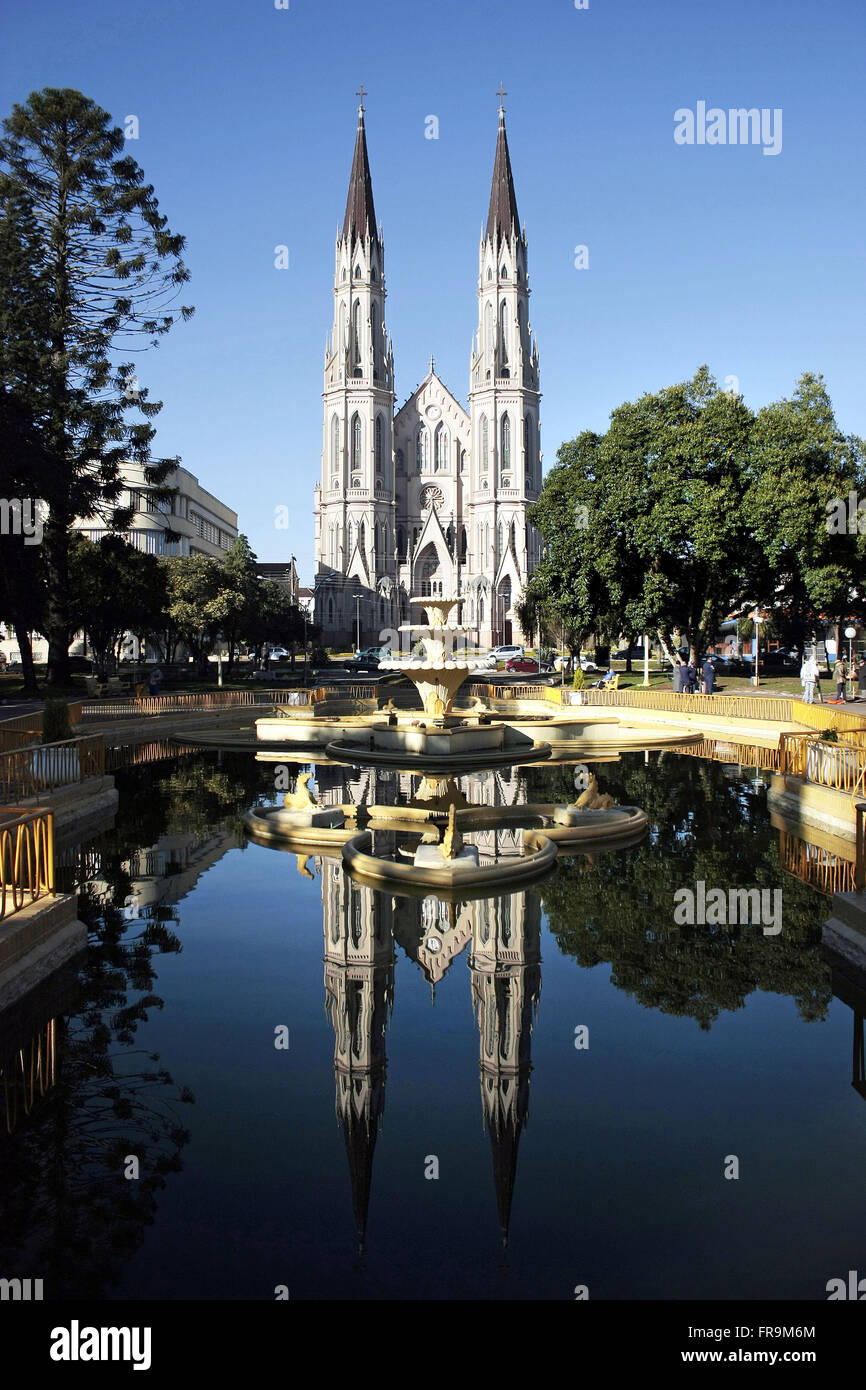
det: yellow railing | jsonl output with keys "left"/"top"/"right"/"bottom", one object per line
{"left": 1, "top": 1019, "right": 56, "bottom": 1135}
{"left": 779, "top": 732, "right": 866, "bottom": 797}
{"left": 790, "top": 699, "right": 866, "bottom": 740}
{"left": 0, "top": 735, "right": 106, "bottom": 805}
{"left": 0, "top": 702, "right": 83, "bottom": 750}
{"left": 81, "top": 688, "right": 309, "bottom": 718}
{"left": 569, "top": 687, "right": 795, "bottom": 722}
{"left": 779, "top": 830, "right": 856, "bottom": 896}
{"left": 674, "top": 737, "right": 783, "bottom": 771}
{"left": 0, "top": 806, "right": 55, "bottom": 921}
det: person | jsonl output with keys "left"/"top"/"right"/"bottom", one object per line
{"left": 833, "top": 657, "right": 847, "bottom": 702}
{"left": 672, "top": 660, "right": 684, "bottom": 692}
{"left": 685, "top": 660, "right": 697, "bottom": 693}
{"left": 800, "top": 655, "right": 818, "bottom": 704}
{"left": 701, "top": 655, "right": 715, "bottom": 695}
{"left": 147, "top": 666, "right": 163, "bottom": 697}
{"left": 858, "top": 655, "right": 866, "bottom": 700}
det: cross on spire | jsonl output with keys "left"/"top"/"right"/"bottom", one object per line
{"left": 356, "top": 84, "right": 367, "bottom": 110}
{"left": 496, "top": 82, "right": 507, "bottom": 111}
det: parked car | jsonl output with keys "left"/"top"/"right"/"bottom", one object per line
{"left": 505, "top": 656, "right": 553, "bottom": 674}
{"left": 350, "top": 646, "right": 388, "bottom": 670}
{"left": 612, "top": 645, "right": 647, "bottom": 660}
{"left": 268, "top": 647, "right": 290, "bottom": 660}
{"left": 487, "top": 644, "right": 525, "bottom": 664}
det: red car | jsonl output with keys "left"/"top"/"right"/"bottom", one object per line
{"left": 505, "top": 657, "right": 550, "bottom": 673}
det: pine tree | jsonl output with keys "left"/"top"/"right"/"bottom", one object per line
{"left": 0, "top": 87, "right": 193, "bottom": 683}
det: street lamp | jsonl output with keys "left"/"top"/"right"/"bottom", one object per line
{"left": 845, "top": 625, "right": 857, "bottom": 695}
{"left": 354, "top": 593, "right": 361, "bottom": 653}
{"left": 301, "top": 598, "right": 312, "bottom": 686}
{"left": 751, "top": 611, "right": 763, "bottom": 686}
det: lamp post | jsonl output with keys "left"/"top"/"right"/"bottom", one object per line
{"left": 643, "top": 633, "right": 650, "bottom": 687}
{"left": 845, "top": 625, "right": 857, "bottom": 697}
{"left": 301, "top": 599, "right": 312, "bottom": 686}
{"left": 354, "top": 593, "right": 361, "bottom": 653}
{"left": 751, "top": 611, "right": 763, "bottom": 686}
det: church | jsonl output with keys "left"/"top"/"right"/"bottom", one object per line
{"left": 313, "top": 92, "right": 542, "bottom": 651}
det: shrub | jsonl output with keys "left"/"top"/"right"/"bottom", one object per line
{"left": 572, "top": 667, "right": 586, "bottom": 690}
{"left": 42, "top": 698, "right": 72, "bottom": 745}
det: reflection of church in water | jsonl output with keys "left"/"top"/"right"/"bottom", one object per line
{"left": 315, "top": 763, "right": 540, "bottom": 1250}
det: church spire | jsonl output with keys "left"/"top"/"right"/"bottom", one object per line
{"left": 343, "top": 91, "right": 377, "bottom": 244}
{"left": 485, "top": 93, "right": 520, "bottom": 246}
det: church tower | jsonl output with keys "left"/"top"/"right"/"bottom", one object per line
{"left": 467, "top": 96, "right": 542, "bottom": 648}
{"left": 315, "top": 93, "right": 396, "bottom": 646}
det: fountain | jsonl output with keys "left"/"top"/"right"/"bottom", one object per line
{"left": 323, "top": 595, "right": 551, "bottom": 770}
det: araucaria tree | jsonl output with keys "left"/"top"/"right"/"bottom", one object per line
{"left": 0, "top": 87, "right": 193, "bottom": 682}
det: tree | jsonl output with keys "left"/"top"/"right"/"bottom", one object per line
{"left": 218, "top": 536, "right": 261, "bottom": 672}
{"left": 528, "top": 368, "right": 759, "bottom": 664}
{"left": 0, "top": 180, "right": 52, "bottom": 692}
{"left": 66, "top": 533, "right": 167, "bottom": 676}
{"left": 743, "top": 372, "right": 866, "bottom": 657}
{"left": 0, "top": 87, "right": 193, "bottom": 683}
{"left": 163, "top": 554, "right": 227, "bottom": 676}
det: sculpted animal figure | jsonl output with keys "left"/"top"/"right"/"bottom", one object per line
{"left": 283, "top": 771, "right": 318, "bottom": 810}
{"left": 574, "top": 774, "right": 615, "bottom": 811}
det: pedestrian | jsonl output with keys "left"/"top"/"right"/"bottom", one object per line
{"left": 701, "top": 655, "right": 715, "bottom": 695}
{"left": 833, "top": 656, "right": 847, "bottom": 702}
{"left": 800, "top": 655, "right": 817, "bottom": 704}
{"left": 686, "top": 660, "right": 697, "bottom": 693}
{"left": 858, "top": 655, "right": 866, "bottom": 700}
{"left": 672, "top": 660, "right": 684, "bottom": 692}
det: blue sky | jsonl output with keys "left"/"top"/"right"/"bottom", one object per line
{"left": 2, "top": 0, "right": 864, "bottom": 579}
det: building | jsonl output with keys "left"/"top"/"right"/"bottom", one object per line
{"left": 73, "top": 461, "right": 238, "bottom": 559}
{"left": 257, "top": 560, "right": 299, "bottom": 605}
{"left": 313, "top": 94, "right": 542, "bottom": 650}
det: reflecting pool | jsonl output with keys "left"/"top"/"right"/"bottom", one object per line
{"left": 1, "top": 748, "right": 864, "bottom": 1300}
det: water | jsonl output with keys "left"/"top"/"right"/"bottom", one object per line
{"left": 1, "top": 748, "right": 863, "bottom": 1301}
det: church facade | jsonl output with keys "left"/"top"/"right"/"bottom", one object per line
{"left": 313, "top": 97, "right": 542, "bottom": 651}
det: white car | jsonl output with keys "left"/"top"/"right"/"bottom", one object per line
{"left": 487, "top": 644, "right": 525, "bottom": 664}
{"left": 268, "top": 647, "right": 290, "bottom": 660}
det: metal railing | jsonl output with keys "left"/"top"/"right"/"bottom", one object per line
{"left": 571, "top": 688, "right": 795, "bottom": 722}
{"left": 0, "top": 735, "right": 106, "bottom": 805}
{"left": 1, "top": 1019, "right": 56, "bottom": 1135}
{"left": 790, "top": 699, "right": 866, "bottom": 741}
{"left": 780, "top": 830, "right": 856, "bottom": 896}
{"left": 778, "top": 731, "right": 866, "bottom": 796}
{"left": 0, "top": 701, "right": 83, "bottom": 750}
{"left": 0, "top": 806, "right": 55, "bottom": 921}
{"left": 674, "top": 737, "right": 784, "bottom": 772}
{"left": 80, "top": 688, "right": 296, "bottom": 719}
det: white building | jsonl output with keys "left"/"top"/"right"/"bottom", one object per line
{"left": 73, "top": 461, "right": 238, "bottom": 559}
{"left": 314, "top": 96, "right": 542, "bottom": 650}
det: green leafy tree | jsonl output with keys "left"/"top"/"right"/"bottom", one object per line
{"left": 163, "top": 554, "right": 227, "bottom": 676}
{"left": 67, "top": 533, "right": 167, "bottom": 675}
{"left": 743, "top": 372, "right": 866, "bottom": 657}
{"left": 0, "top": 87, "right": 193, "bottom": 683}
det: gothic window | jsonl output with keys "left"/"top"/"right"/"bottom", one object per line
{"left": 460, "top": 449, "right": 467, "bottom": 472}
{"left": 485, "top": 302, "right": 494, "bottom": 355}
{"left": 435, "top": 423, "right": 448, "bottom": 471}
{"left": 354, "top": 264, "right": 361, "bottom": 278}
{"left": 339, "top": 303, "right": 348, "bottom": 354}
{"left": 510, "top": 519, "right": 516, "bottom": 552}
{"left": 478, "top": 596, "right": 485, "bottom": 623}
{"left": 352, "top": 300, "right": 361, "bottom": 369}
{"left": 341, "top": 267, "right": 347, "bottom": 281}
{"left": 501, "top": 264, "right": 508, "bottom": 279}
{"left": 397, "top": 527, "right": 406, "bottom": 560}
{"left": 501, "top": 413, "right": 511, "bottom": 473}
{"left": 499, "top": 301, "right": 509, "bottom": 374}
{"left": 480, "top": 415, "right": 489, "bottom": 471}
{"left": 486, "top": 266, "right": 493, "bottom": 281}
{"left": 524, "top": 412, "right": 533, "bottom": 481}
{"left": 359, "top": 520, "right": 366, "bottom": 553}
{"left": 460, "top": 526, "right": 467, "bottom": 562}
{"left": 331, "top": 414, "right": 340, "bottom": 470}
{"left": 371, "top": 303, "right": 379, "bottom": 377}
{"left": 416, "top": 425, "right": 429, "bottom": 472}
{"left": 375, "top": 415, "right": 383, "bottom": 473}
{"left": 371, "top": 265, "right": 378, "bottom": 281}
{"left": 351, "top": 413, "right": 362, "bottom": 473}
{"left": 347, "top": 520, "right": 355, "bottom": 553}
{"left": 396, "top": 448, "right": 404, "bottom": 474}
{"left": 497, "top": 522, "right": 504, "bottom": 562}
